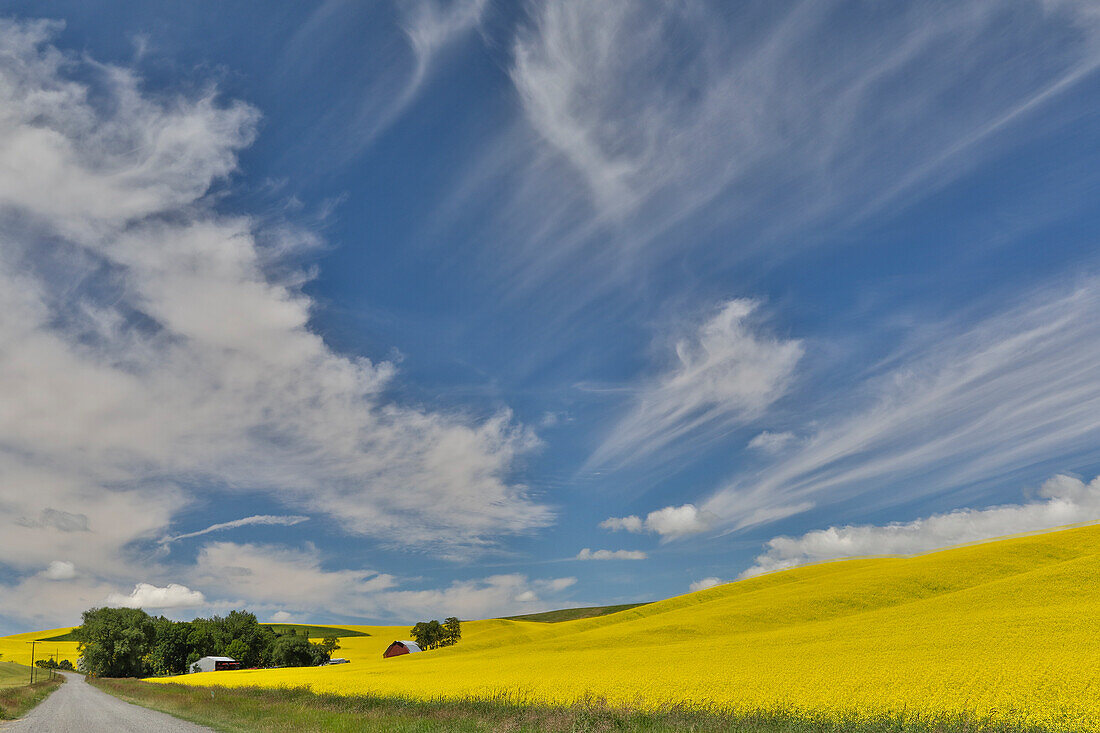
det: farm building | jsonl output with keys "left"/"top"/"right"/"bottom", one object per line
{"left": 326, "top": 658, "right": 350, "bottom": 665}
{"left": 383, "top": 640, "right": 422, "bottom": 658}
{"left": 190, "top": 656, "right": 241, "bottom": 673}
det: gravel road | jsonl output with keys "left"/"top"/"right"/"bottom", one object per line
{"left": 2, "top": 671, "right": 214, "bottom": 732}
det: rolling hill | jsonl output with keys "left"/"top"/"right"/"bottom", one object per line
{"left": 7, "top": 523, "right": 1100, "bottom": 729}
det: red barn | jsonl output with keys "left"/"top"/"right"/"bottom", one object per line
{"left": 383, "top": 640, "right": 422, "bottom": 658}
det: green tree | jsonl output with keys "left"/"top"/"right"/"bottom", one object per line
{"left": 149, "top": 617, "right": 193, "bottom": 676}
{"left": 443, "top": 617, "right": 462, "bottom": 646}
{"left": 410, "top": 620, "right": 446, "bottom": 650}
{"left": 271, "top": 634, "right": 315, "bottom": 667}
{"left": 319, "top": 636, "right": 340, "bottom": 656}
{"left": 75, "top": 607, "right": 156, "bottom": 677}
{"left": 58, "top": 659, "right": 74, "bottom": 671}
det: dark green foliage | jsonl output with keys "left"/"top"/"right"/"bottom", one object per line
{"left": 73, "top": 606, "right": 323, "bottom": 677}
{"left": 443, "top": 617, "right": 461, "bottom": 646}
{"left": 33, "top": 659, "right": 58, "bottom": 669}
{"left": 75, "top": 607, "right": 157, "bottom": 677}
{"left": 411, "top": 617, "right": 462, "bottom": 650}
{"left": 318, "top": 636, "right": 340, "bottom": 656}
{"left": 149, "top": 617, "right": 194, "bottom": 676}
{"left": 270, "top": 634, "right": 329, "bottom": 667}
{"left": 58, "top": 659, "right": 74, "bottom": 671}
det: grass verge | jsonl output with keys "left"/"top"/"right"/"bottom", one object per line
{"left": 0, "top": 674, "right": 64, "bottom": 720}
{"left": 88, "top": 678, "right": 1053, "bottom": 733}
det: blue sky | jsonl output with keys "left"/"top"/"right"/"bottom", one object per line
{"left": 2, "top": 0, "right": 1100, "bottom": 633}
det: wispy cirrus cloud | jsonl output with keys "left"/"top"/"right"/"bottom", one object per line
{"left": 281, "top": 0, "right": 489, "bottom": 157}
{"left": 698, "top": 281, "right": 1100, "bottom": 534}
{"left": 161, "top": 515, "right": 310, "bottom": 545}
{"left": 588, "top": 299, "right": 802, "bottom": 469}
{"left": 512, "top": 0, "right": 1100, "bottom": 234}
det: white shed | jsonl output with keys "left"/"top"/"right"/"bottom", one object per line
{"left": 191, "top": 656, "right": 240, "bottom": 673}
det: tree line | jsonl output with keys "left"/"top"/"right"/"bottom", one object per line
{"left": 75, "top": 607, "right": 340, "bottom": 677}
{"left": 409, "top": 617, "right": 461, "bottom": 650}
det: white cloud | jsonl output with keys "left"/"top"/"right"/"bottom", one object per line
{"left": 599, "top": 515, "right": 643, "bottom": 533}
{"left": 106, "top": 583, "right": 206, "bottom": 609}
{"left": 162, "top": 515, "right": 310, "bottom": 544}
{"left": 404, "top": 0, "right": 489, "bottom": 83}
{"left": 689, "top": 577, "right": 722, "bottom": 592}
{"left": 602, "top": 503, "right": 710, "bottom": 539}
{"left": 575, "top": 548, "right": 647, "bottom": 561}
{"left": 590, "top": 299, "right": 802, "bottom": 468}
{"left": 748, "top": 431, "right": 797, "bottom": 454}
{"left": 269, "top": 610, "right": 295, "bottom": 623}
{"left": 697, "top": 282, "right": 1100, "bottom": 534}
{"left": 40, "top": 561, "right": 77, "bottom": 581}
{"left": 742, "top": 473, "right": 1100, "bottom": 578}
{"left": 373, "top": 574, "right": 577, "bottom": 620}
{"left": 511, "top": 0, "right": 1100, "bottom": 232}
{"left": 192, "top": 542, "right": 395, "bottom": 611}
{"left": 0, "top": 17, "right": 549, "bottom": 629}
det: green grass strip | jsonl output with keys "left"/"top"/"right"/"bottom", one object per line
{"left": 89, "top": 677, "right": 1058, "bottom": 733}
{"left": 0, "top": 674, "right": 64, "bottom": 720}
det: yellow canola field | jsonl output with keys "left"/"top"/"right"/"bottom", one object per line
{"left": 154, "top": 525, "right": 1100, "bottom": 730}
{"left": 8, "top": 524, "right": 1100, "bottom": 729}
{"left": 0, "top": 628, "right": 80, "bottom": 668}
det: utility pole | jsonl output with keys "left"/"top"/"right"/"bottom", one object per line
{"left": 28, "top": 640, "right": 35, "bottom": 684}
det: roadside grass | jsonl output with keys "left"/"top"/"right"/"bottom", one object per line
{"left": 500, "top": 603, "right": 650, "bottom": 623}
{"left": 89, "top": 678, "right": 1051, "bottom": 733}
{"left": 0, "top": 666, "right": 63, "bottom": 720}
{"left": 0, "top": 661, "right": 34, "bottom": 689}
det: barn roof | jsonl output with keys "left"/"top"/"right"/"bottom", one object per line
{"left": 398, "top": 640, "right": 422, "bottom": 652}
{"left": 198, "top": 656, "right": 236, "bottom": 662}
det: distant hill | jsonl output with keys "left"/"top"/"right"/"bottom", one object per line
{"left": 501, "top": 602, "right": 650, "bottom": 623}
{"left": 35, "top": 623, "right": 368, "bottom": 643}
{"left": 264, "top": 624, "right": 368, "bottom": 638}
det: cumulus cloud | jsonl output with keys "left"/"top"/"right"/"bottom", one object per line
{"left": 0, "top": 17, "right": 551, "bottom": 630}
{"left": 373, "top": 574, "right": 578, "bottom": 620}
{"left": 106, "top": 583, "right": 206, "bottom": 609}
{"left": 162, "top": 515, "right": 310, "bottom": 544}
{"left": 0, "top": 18, "right": 548, "bottom": 572}
{"left": 192, "top": 542, "right": 396, "bottom": 611}
{"left": 269, "top": 610, "right": 295, "bottom": 623}
{"left": 742, "top": 473, "right": 1100, "bottom": 578}
{"left": 601, "top": 503, "right": 710, "bottom": 539}
{"left": 701, "top": 283, "right": 1100, "bottom": 534}
{"left": 575, "top": 548, "right": 647, "bottom": 561}
{"left": 689, "top": 577, "right": 722, "bottom": 592}
{"left": 748, "top": 431, "right": 797, "bottom": 454}
{"left": 590, "top": 300, "right": 802, "bottom": 468}
{"left": 40, "top": 561, "right": 77, "bottom": 581}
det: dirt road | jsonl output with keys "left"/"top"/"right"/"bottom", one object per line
{"left": 1, "top": 671, "right": 214, "bottom": 732}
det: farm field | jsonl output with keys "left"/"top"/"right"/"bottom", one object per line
{"left": 7, "top": 523, "right": 1100, "bottom": 730}
{"left": 129, "top": 523, "right": 1100, "bottom": 731}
